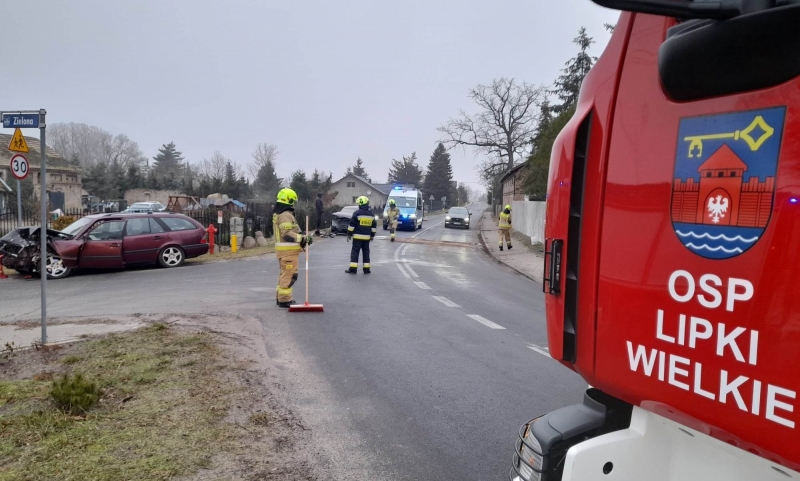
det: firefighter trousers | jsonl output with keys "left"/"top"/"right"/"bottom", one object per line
{"left": 389, "top": 222, "right": 398, "bottom": 240}
{"left": 349, "top": 239, "right": 371, "bottom": 270}
{"left": 277, "top": 253, "right": 299, "bottom": 302}
{"left": 499, "top": 228, "right": 512, "bottom": 247}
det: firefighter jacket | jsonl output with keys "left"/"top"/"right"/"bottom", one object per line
{"left": 499, "top": 210, "right": 512, "bottom": 230}
{"left": 275, "top": 205, "right": 302, "bottom": 258}
{"left": 348, "top": 206, "right": 377, "bottom": 241}
{"left": 385, "top": 206, "right": 400, "bottom": 224}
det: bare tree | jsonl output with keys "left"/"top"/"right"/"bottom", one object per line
{"left": 199, "top": 151, "right": 229, "bottom": 180}
{"left": 248, "top": 143, "right": 279, "bottom": 179}
{"left": 48, "top": 122, "right": 145, "bottom": 168}
{"left": 438, "top": 78, "right": 545, "bottom": 180}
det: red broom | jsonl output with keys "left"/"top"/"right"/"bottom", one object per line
{"left": 289, "top": 216, "right": 324, "bottom": 312}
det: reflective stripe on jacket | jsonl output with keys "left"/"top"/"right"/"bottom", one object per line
{"left": 348, "top": 206, "right": 377, "bottom": 241}
{"left": 386, "top": 207, "right": 400, "bottom": 223}
{"left": 276, "top": 210, "right": 301, "bottom": 257}
{"left": 499, "top": 211, "right": 512, "bottom": 229}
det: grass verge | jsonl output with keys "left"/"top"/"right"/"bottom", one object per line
{"left": 186, "top": 243, "right": 275, "bottom": 263}
{"left": 0, "top": 324, "right": 235, "bottom": 481}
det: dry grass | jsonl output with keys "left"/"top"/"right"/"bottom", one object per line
{"left": 186, "top": 243, "right": 275, "bottom": 264}
{"left": 0, "top": 324, "right": 236, "bottom": 481}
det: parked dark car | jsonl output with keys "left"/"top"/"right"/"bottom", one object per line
{"left": 444, "top": 207, "right": 472, "bottom": 229}
{"left": 0, "top": 213, "right": 208, "bottom": 279}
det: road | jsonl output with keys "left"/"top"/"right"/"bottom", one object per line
{"left": 0, "top": 203, "right": 586, "bottom": 480}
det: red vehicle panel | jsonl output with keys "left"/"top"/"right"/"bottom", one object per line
{"left": 544, "top": 11, "right": 800, "bottom": 471}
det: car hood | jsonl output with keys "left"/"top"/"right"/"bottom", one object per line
{"left": 333, "top": 211, "right": 355, "bottom": 219}
{"left": 0, "top": 227, "right": 71, "bottom": 246}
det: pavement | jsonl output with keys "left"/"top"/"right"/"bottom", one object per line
{"left": 0, "top": 203, "right": 583, "bottom": 481}
{"left": 479, "top": 210, "right": 545, "bottom": 284}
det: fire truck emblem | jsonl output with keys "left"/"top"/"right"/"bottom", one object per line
{"left": 671, "top": 107, "right": 785, "bottom": 259}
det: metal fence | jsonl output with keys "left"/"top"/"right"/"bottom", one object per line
{"left": 0, "top": 208, "right": 88, "bottom": 237}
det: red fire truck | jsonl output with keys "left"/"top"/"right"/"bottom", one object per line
{"left": 511, "top": 1, "right": 800, "bottom": 480}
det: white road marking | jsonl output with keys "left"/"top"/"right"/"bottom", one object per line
{"left": 397, "top": 263, "right": 411, "bottom": 279}
{"left": 403, "top": 262, "right": 420, "bottom": 278}
{"left": 401, "top": 243, "right": 410, "bottom": 256}
{"left": 432, "top": 296, "right": 460, "bottom": 308}
{"left": 414, "top": 281, "right": 431, "bottom": 290}
{"left": 466, "top": 314, "right": 505, "bottom": 330}
{"left": 412, "top": 221, "right": 444, "bottom": 239}
{"left": 527, "top": 344, "right": 551, "bottom": 357}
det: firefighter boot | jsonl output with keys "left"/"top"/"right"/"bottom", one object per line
{"left": 507, "top": 244, "right": 512, "bottom": 250}
{"left": 277, "top": 300, "right": 295, "bottom": 308}
{"left": 499, "top": 245, "right": 504, "bottom": 251}
{"left": 363, "top": 264, "right": 371, "bottom": 274}
{"left": 345, "top": 262, "right": 358, "bottom": 274}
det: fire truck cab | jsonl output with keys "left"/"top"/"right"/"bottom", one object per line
{"left": 511, "top": 1, "right": 800, "bottom": 480}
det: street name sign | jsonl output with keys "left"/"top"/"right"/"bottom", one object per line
{"left": 2, "top": 113, "right": 39, "bottom": 129}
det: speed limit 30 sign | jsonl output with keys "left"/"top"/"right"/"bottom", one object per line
{"left": 10, "top": 153, "right": 29, "bottom": 180}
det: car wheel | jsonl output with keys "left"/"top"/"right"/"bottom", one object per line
{"left": 46, "top": 253, "right": 72, "bottom": 280}
{"left": 159, "top": 246, "right": 185, "bottom": 268}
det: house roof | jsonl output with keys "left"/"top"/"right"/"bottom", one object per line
{"left": 699, "top": 145, "right": 748, "bottom": 172}
{"left": 333, "top": 173, "right": 389, "bottom": 196}
{"left": 0, "top": 134, "right": 76, "bottom": 171}
{"left": 0, "top": 175, "right": 12, "bottom": 193}
{"left": 499, "top": 163, "right": 525, "bottom": 184}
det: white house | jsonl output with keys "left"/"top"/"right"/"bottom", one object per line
{"left": 329, "top": 174, "right": 390, "bottom": 208}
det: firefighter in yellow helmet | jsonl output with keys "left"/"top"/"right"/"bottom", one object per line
{"left": 346, "top": 195, "right": 377, "bottom": 274}
{"left": 499, "top": 204, "right": 512, "bottom": 251}
{"left": 273, "top": 188, "right": 312, "bottom": 308}
{"left": 385, "top": 198, "right": 400, "bottom": 242}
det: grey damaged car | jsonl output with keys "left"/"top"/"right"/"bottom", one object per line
{"left": 0, "top": 225, "right": 79, "bottom": 279}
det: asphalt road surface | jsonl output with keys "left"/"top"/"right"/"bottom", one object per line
{"left": 0, "top": 203, "right": 586, "bottom": 480}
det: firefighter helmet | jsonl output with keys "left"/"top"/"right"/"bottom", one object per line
{"left": 277, "top": 188, "right": 298, "bottom": 206}
{"left": 504, "top": 204, "right": 512, "bottom": 211}
{"left": 389, "top": 199, "right": 396, "bottom": 206}
{"left": 357, "top": 196, "right": 370, "bottom": 206}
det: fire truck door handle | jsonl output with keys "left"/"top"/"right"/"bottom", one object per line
{"left": 543, "top": 238, "right": 563, "bottom": 295}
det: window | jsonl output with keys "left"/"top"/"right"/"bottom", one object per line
{"left": 352, "top": 196, "right": 359, "bottom": 203}
{"left": 706, "top": 172, "right": 712, "bottom": 177}
{"left": 159, "top": 217, "right": 197, "bottom": 231}
{"left": 149, "top": 218, "right": 165, "bottom": 233}
{"left": 124, "top": 218, "right": 151, "bottom": 236}
{"left": 718, "top": 172, "right": 725, "bottom": 177}
{"left": 88, "top": 221, "right": 126, "bottom": 241}
{"left": 730, "top": 172, "right": 737, "bottom": 177}
{"left": 347, "top": 182, "right": 355, "bottom": 188}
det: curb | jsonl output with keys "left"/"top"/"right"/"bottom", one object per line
{"left": 477, "top": 213, "right": 540, "bottom": 283}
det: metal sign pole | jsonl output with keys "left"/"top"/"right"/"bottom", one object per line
{"left": 16, "top": 179, "right": 22, "bottom": 226}
{"left": 39, "top": 109, "right": 47, "bottom": 345}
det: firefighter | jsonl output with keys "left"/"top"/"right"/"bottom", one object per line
{"left": 346, "top": 196, "right": 377, "bottom": 274}
{"left": 274, "top": 188, "right": 312, "bottom": 308}
{"left": 385, "top": 199, "right": 400, "bottom": 242}
{"left": 499, "top": 204, "right": 512, "bottom": 251}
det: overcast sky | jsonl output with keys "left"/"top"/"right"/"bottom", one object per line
{"left": 2, "top": 0, "right": 618, "bottom": 189}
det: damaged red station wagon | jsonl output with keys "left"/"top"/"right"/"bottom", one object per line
{"left": 0, "top": 213, "right": 209, "bottom": 279}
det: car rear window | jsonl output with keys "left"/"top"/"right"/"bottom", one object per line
{"left": 159, "top": 217, "right": 197, "bottom": 231}
{"left": 149, "top": 218, "right": 165, "bottom": 233}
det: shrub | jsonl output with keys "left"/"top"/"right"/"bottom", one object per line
{"left": 52, "top": 215, "right": 76, "bottom": 231}
{"left": 50, "top": 373, "right": 100, "bottom": 414}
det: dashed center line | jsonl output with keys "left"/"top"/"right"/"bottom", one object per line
{"left": 414, "top": 281, "right": 431, "bottom": 290}
{"left": 432, "top": 296, "right": 460, "bottom": 308}
{"left": 466, "top": 314, "right": 505, "bottom": 330}
{"left": 527, "top": 344, "right": 551, "bottom": 357}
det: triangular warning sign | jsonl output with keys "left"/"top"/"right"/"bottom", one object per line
{"left": 8, "top": 128, "right": 29, "bottom": 153}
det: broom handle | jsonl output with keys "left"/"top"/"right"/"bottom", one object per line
{"left": 305, "top": 216, "right": 310, "bottom": 304}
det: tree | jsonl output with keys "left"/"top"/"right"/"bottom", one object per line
{"left": 387, "top": 152, "right": 423, "bottom": 185}
{"left": 152, "top": 142, "right": 185, "bottom": 187}
{"left": 126, "top": 165, "right": 144, "bottom": 190}
{"left": 552, "top": 27, "right": 596, "bottom": 114}
{"left": 308, "top": 169, "right": 332, "bottom": 197}
{"left": 289, "top": 170, "right": 312, "bottom": 201}
{"left": 250, "top": 144, "right": 282, "bottom": 198}
{"left": 346, "top": 157, "right": 370, "bottom": 181}
{"left": 198, "top": 151, "right": 228, "bottom": 194}
{"left": 456, "top": 184, "right": 469, "bottom": 206}
{"left": 424, "top": 143, "right": 455, "bottom": 203}
{"left": 83, "top": 162, "right": 111, "bottom": 200}
{"left": 49, "top": 123, "right": 146, "bottom": 169}
{"left": 438, "top": 78, "right": 546, "bottom": 185}
{"left": 523, "top": 104, "right": 576, "bottom": 199}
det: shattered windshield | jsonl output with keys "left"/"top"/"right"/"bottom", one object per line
{"left": 59, "top": 217, "right": 93, "bottom": 236}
